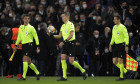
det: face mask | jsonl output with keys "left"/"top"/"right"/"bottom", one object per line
{"left": 83, "top": 4, "right": 87, "bottom": 9}
{"left": 129, "top": 32, "right": 133, "bottom": 37}
{"left": 94, "top": 35, "right": 99, "bottom": 38}
{"left": 26, "top": 0, "right": 29, "bottom": 2}
{"left": 81, "top": 19, "right": 85, "bottom": 22}
{"left": 75, "top": 7, "right": 80, "bottom": 11}
{"left": 38, "top": 28, "right": 40, "bottom": 31}
{"left": 9, "top": 13, "right": 12, "bottom": 17}
{"left": 41, "top": 2, "right": 46, "bottom": 5}
{"left": 36, "top": 17, "right": 39, "bottom": 21}
{"left": 16, "top": 0, "right": 20, "bottom": 2}
{"left": 39, "top": 11, "right": 43, "bottom": 15}
{"left": 6, "top": 4, "right": 10, "bottom": 7}
{"left": 5, "top": 32, "right": 8, "bottom": 36}
{"left": 17, "top": 5, "right": 21, "bottom": 8}
{"left": 59, "top": 0, "right": 63, "bottom": 4}
{"left": 93, "top": 16, "right": 96, "bottom": 20}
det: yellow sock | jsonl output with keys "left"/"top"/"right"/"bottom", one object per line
{"left": 115, "top": 63, "right": 127, "bottom": 73}
{"left": 29, "top": 63, "right": 39, "bottom": 75}
{"left": 72, "top": 61, "right": 85, "bottom": 73}
{"left": 120, "top": 63, "right": 124, "bottom": 78}
{"left": 22, "top": 62, "right": 28, "bottom": 78}
{"left": 61, "top": 60, "right": 67, "bottom": 79}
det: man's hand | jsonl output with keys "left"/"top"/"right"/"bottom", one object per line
{"left": 109, "top": 45, "right": 112, "bottom": 52}
{"left": 0, "top": 56, "right": 2, "bottom": 59}
{"left": 36, "top": 47, "right": 40, "bottom": 54}
{"left": 13, "top": 46, "right": 18, "bottom": 52}
{"left": 125, "top": 46, "right": 129, "bottom": 54}
{"left": 63, "top": 40, "right": 69, "bottom": 44}
{"left": 76, "top": 42, "right": 80, "bottom": 46}
{"left": 59, "top": 42, "right": 64, "bottom": 48}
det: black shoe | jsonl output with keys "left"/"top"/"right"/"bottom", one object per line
{"left": 116, "top": 78, "right": 124, "bottom": 81}
{"left": 83, "top": 71, "right": 87, "bottom": 80}
{"left": 57, "top": 77, "right": 67, "bottom": 81}
{"left": 17, "top": 77, "right": 26, "bottom": 81}
{"left": 36, "top": 73, "right": 41, "bottom": 80}
{"left": 124, "top": 71, "right": 130, "bottom": 79}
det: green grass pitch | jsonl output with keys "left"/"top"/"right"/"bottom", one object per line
{"left": 0, "top": 76, "right": 140, "bottom": 84}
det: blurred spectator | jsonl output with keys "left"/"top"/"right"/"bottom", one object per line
{"left": 100, "top": 27, "right": 112, "bottom": 75}
{"left": 37, "top": 4, "right": 45, "bottom": 20}
{"left": 33, "top": 14, "right": 42, "bottom": 31}
{"left": 14, "top": 1, "right": 23, "bottom": 16}
{"left": 119, "top": 1, "right": 128, "bottom": 22}
{"left": 0, "top": 27, "right": 10, "bottom": 76}
{"left": 127, "top": 7, "right": 137, "bottom": 24}
{"left": 124, "top": 17, "right": 137, "bottom": 37}
{"left": 86, "top": 30, "right": 102, "bottom": 76}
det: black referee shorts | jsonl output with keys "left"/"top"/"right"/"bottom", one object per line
{"left": 22, "top": 42, "right": 33, "bottom": 58}
{"left": 112, "top": 43, "right": 126, "bottom": 59}
{"left": 62, "top": 40, "right": 75, "bottom": 57}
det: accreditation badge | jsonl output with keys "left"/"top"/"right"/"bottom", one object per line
{"left": 25, "top": 31, "right": 28, "bottom": 35}
{"left": 65, "top": 30, "right": 67, "bottom": 33}
{"left": 117, "top": 31, "right": 120, "bottom": 35}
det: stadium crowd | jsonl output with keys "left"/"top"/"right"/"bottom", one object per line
{"left": 0, "top": 0, "right": 140, "bottom": 78}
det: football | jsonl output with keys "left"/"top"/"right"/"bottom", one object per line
{"left": 48, "top": 25, "right": 56, "bottom": 34}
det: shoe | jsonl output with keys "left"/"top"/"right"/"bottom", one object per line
{"left": 83, "top": 71, "right": 87, "bottom": 80}
{"left": 116, "top": 78, "right": 124, "bottom": 81}
{"left": 57, "top": 77, "right": 67, "bottom": 81}
{"left": 5, "top": 75, "right": 13, "bottom": 78}
{"left": 36, "top": 73, "right": 41, "bottom": 80}
{"left": 124, "top": 71, "right": 130, "bottom": 79}
{"left": 17, "top": 74, "right": 22, "bottom": 78}
{"left": 17, "top": 77, "right": 26, "bottom": 81}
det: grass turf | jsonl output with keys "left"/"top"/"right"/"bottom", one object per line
{"left": 0, "top": 76, "right": 140, "bottom": 84}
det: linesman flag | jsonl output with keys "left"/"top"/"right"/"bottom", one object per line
{"left": 9, "top": 51, "right": 15, "bottom": 61}
{"left": 126, "top": 54, "right": 138, "bottom": 71}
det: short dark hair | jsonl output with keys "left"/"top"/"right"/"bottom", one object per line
{"left": 21, "top": 14, "right": 30, "bottom": 19}
{"left": 61, "top": 12, "right": 70, "bottom": 17}
{"left": 75, "top": 23, "right": 80, "bottom": 27}
{"left": 114, "top": 15, "right": 121, "bottom": 20}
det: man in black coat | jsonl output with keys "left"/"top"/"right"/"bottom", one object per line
{"left": 0, "top": 27, "right": 10, "bottom": 76}
{"left": 100, "top": 27, "right": 112, "bottom": 75}
{"left": 86, "top": 30, "right": 102, "bottom": 76}
{"left": 37, "top": 23, "right": 50, "bottom": 76}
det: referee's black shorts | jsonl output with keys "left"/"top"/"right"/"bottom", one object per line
{"left": 22, "top": 42, "right": 33, "bottom": 58}
{"left": 62, "top": 40, "right": 75, "bottom": 57}
{"left": 112, "top": 43, "right": 126, "bottom": 59}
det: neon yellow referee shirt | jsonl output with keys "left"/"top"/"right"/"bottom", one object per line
{"left": 60, "top": 21, "right": 75, "bottom": 41}
{"left": 15, "top": 24, "right": 39, "bottom": 45}
{"left": 110, "top": 23, "right": 129, "bottom": 46}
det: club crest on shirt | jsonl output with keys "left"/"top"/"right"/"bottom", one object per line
{"left": 25, "top": 32, "right": 28, "bottom": 35}
{"left": 117, "top": 31, "right": 120, "bottom": 35}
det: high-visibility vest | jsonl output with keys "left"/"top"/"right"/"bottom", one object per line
{"left": 11, "top": 28, "right": 22, "bottom": 49}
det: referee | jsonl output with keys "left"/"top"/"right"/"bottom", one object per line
{"left": 109, "top": 15, "right": 129, "bottom": 81}
{"left": 13, "top": 14, "right": 40, "bottom": 80}
{"left": 53, "top": 12, "right": 87, "bottom": 81}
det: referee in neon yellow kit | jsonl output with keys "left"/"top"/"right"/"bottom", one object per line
{"left": 52, "top": 12, "right": 87, "bottom": 81}
{"left": 109, "top": 15, "right": 129, "bottom": 81}
{"left": 13, "top": 14, "right": 40, "bottom": 80}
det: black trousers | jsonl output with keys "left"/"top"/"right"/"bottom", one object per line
{"left": 100, "top": 53, "right": 113, "bottom": 75}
